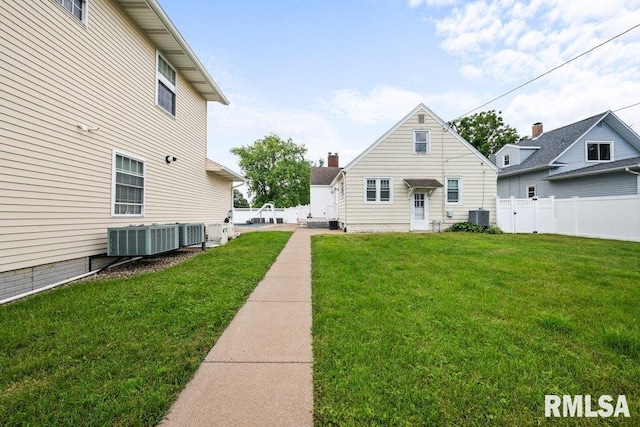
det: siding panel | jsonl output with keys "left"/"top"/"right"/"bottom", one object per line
{"left": 0, "top": 0, "right": 231, "bottom": 275}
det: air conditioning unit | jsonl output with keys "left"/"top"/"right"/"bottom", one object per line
{"left": 177, "top": 223, "right": 205, "bottom": 247}
{"left": 469, "top": 209, "right": 490, "bottom": 227}
{"left": 107, "top": 224, "right": 179, "bottom": 256}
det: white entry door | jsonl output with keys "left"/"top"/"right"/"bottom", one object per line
{"left": 410, "top": 192, "right": 429, "bottom": 231}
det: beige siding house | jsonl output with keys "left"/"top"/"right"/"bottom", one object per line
{"left": 0, "top": 0, "right": 242, "bottom": 300}
{"left": 332, "top": 104, "right": 498, "bottom": 232}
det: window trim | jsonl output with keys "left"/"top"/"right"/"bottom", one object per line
{"left": 585, "top": 141, "right": 613, "bottom": 163}
{"left": 445, "top": 177, "right": 462, "bottom": 204}
{"left": 53, "top": 0, "right": 88, "bottom": 25}
{"left": 503, "top": 154, "right": 510, "bottom": 167}
{"left": 156, "top": 52, "right": 177, "bottom": 117}
{"left": 526, "top": 185, "right": 536, "bottom": 198}
{"left": 413, "top": 130, "right": 431, "bottom": 155}
{"left": 363, "top": 178, "right": 393, "bottom": 204}
{"left": 111, "top": 149, "right": 146, "bottom": 217}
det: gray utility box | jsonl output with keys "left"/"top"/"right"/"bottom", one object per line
{"left": 469, "top": 209, "right": 490, "bottom": 227}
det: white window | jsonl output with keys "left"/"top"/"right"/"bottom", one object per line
{"left": 586, "top": 141, "right": 612, "bottom": 162}
{"left": 414, "top": 130, "right": 430, "bottom": 154}
{"left": 527, "top": 185, "right": 536, "bottom": 198}
{"left": 157, "top": 53, "right": 177, "bottom": 116}
{"left": 446, "top": 178, "right": 462, "bottom": 203}
{"left": 503, "top": 154, "right": 510, "bottom": 167}
{"left": 364, "top": 178, "right": 392, "bottom": 203}
{"left": 113, "top": 151, "right": 145, "bottom": 216}
{"left": 55, "top": 0, "right": 87, "bottom": 23}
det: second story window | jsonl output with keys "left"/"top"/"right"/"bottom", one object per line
{"left": 55, "top": 0, "right": 86, "bottom": 23}
{"left": 586, "top": 142, "right": 612, "bottom": 162}
{"left": 503, "top": 154, "right": 510, "bottom": 167}
{"left": 157, "top": 54, "right": 176, "bottom": 116}
{"left": 414, "top": 130, "right": 430, "bottom": 154}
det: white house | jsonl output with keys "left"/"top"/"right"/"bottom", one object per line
{"left": 0, "top": 0, "right": 241, "bottom": 300}
{"left": 310, "top": 153, "right": 341, "bottom": 219}
{"left": 331, "top": 104, "right": 498, "bottom": 232}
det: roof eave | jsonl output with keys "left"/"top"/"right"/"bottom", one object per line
{"left": 206, "top": 159, "right": 245, "bottom": 182}
{"left": 546, "top": 164, "right": 640, "bottom": 181}
{"left": 117, "top": 0, "right": 229, "bottom": 105}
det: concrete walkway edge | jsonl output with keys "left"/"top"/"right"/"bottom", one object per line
{"left": 160, "top": 228, "right": 320, "bottom": 426}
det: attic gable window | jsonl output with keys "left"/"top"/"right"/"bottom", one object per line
{"left": 414, "top": 130, "right": 430, "bottom": 154}
{"left": 55, "top": 0, "right": 86, "bottom": 23}
{"left": 503, "top": 154, "right": 510, "bottom": 167}
{"left": 157, "top": 53, "right": 177, "bottom": 116}
{"left": 586, "top": 141, "right": 612, "bottom": 162}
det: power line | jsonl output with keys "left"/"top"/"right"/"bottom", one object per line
{"left": 613, "top": 102, "right": 640, "bottom": 113}
{"left": 453, "top": 22, "right": 640, "bottom": 121}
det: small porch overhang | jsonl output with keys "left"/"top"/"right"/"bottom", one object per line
{"left": 206, "top": 159, "right": 244, "bottom": 182}
{"left": 404, "top": 178, "right": 443, "bottom": 198}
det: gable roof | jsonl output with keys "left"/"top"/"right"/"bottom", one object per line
{"left": 311, "top": 167, "right": 342, "bottom": 185}
{"left": 339, "top": 103, "right": 499, "bottom": 177}
{"left": 498, "top": 111, "right": 640, "bottom": 177}
{"left": 116, "top": 0, "right": 228, "bottom": 105}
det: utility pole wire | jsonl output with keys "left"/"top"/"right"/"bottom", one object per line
{"left": 453, "top": 22, "right": 640, "bottom": 121}
{"left": 613, "top": 101, "right": 640, "bottom": 112}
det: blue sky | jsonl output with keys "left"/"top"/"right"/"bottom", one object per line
{"left": 157, "top": 0, "right": 640, "bottom": 176}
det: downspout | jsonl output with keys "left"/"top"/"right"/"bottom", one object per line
{"left": 625, "top": 167, "right": 640, "bottom": 194}
{"left": 343, "top": 171, "right": 348, "bottom": 232}
{"left": 441, "top": 124, "right": 446, "bottom": 222}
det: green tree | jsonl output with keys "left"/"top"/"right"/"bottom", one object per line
{"left": 449, "top": 110, "right": 520, "bottom": 157}
{"left": 233, "top": 189, "right": 250, "bottom": 208}
{"left": 231, "top": 134, "right": 310, "bottom": 208}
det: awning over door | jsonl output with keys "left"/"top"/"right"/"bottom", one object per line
{"left": 404, "top": 179, "right": 443, "bottom": 197}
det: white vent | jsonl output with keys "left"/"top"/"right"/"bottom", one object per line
{"left": 107, "top": 224, "right": 179, "bottom": 256}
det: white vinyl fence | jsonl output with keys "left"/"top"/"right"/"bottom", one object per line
{"left": 233, "top": 205, "right": 310, "bottom": 224}
{"left": 497, "top": 195, "right": 640, "bottom": 242}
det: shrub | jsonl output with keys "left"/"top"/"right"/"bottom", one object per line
{"left": 446, "top": 222, "right": 483, "bottom": 233}
{"left": 446, "top": 222, "right": 504, "bottom": 234}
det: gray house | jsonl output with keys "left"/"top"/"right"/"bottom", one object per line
{"left": 495, "top": 111, "right": 640, "bottom": 198}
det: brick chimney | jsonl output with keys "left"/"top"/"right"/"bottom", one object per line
{"left": 327, "top": 152, "right": 339, "bottom": 167}
{"left": 532, "top": 122, "right": 543, "bottom": 138}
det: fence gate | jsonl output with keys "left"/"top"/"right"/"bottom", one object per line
{"left": 497, "top": 197, "right": 554, "bottom": 233}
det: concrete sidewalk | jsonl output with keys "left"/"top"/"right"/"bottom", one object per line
{"left": 161, "top": 227, "right": 328, "bottom": 426}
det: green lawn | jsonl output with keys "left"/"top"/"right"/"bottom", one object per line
{"left": 0, "top": 231, "right": 292, "bottom": 426}
{"left": 312, "top": 233, "right": 640, "bottom": 425}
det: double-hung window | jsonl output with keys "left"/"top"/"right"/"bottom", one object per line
{"left": 113, "top": 152, "right": 145, "bottom": 216}
{"left": 446, "top": 178, "right": 461, "bottom": 203}
{"left": 55, "top": 0, "right": 87, "bottom": 23}
{"left": 586, "top": 141, "right": 612, "bottom": 162}
{"left": 365, "top": 178, "right": 392, "bottom": 203}
{"left": 414, "top": 130, "right": 430, "bottom": 154}
{"left": 527, "top": 185, "right": 536, "bottom": 198}
{"left": 503, "top": 154, "right": 510, "bottom": 167}
{"left": 157, "top": 53, "right": 177, "bottom": 116}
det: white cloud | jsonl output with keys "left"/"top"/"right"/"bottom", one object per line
{"left": 423, "top": 0, "right": 640, "bottom": 133}
{"left": 408, "top": 0, "right": 460, "bottom": 7}
{"left": 319, "top": 85, "right": 424, "bottom": 125}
